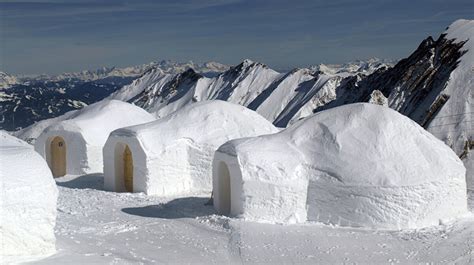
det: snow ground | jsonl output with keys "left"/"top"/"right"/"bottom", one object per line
{"left": 26, "top": 174, "right": 474, "bottom": 264}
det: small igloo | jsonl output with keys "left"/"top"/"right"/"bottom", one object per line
{"left": 103, "top": 100, "right": 278, "bottom": 196}
{"left": 0, "top": 132, "right": 58, "bottom": 259}
{"left": 35, "top": 100, "right": 155, "bottom": 177}
{"left": 213, "top": 103, "right": 468, "bottom": 229}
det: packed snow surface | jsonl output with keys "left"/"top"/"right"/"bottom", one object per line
{"left": 0, "top": 132, "right": 58, "bottom": 261}
{"left": 103, "top": 100, "right": 278, "bottom": 196}
{"left": 34, "top": 100, "right": 155, "bottom": 175}
{"left": 214, "top": 103, "right": 468, "bottom": 228}
{"left": 24, "top": 174, "right": 474, "bottom": 264}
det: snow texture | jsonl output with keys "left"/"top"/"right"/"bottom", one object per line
{"left": 103, "top": 100, "right": 278, "bottom": 196}
{"left": 213, "top": 103, "right": 468, "bottom": 229}
{"left": 0, "top": 131, "right": 58, "bottom": 260}
{"left": 26, "top": 174, "right": 474, "bottom": 264}
{"left": 34, "top": 100, "right": 155, "bottom": 175}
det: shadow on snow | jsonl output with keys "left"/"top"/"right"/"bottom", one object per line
{"left": 56, "top": 173, "right": 104, "bottom": 190}
{"left": 122, "top": 197, "right": 216, "bottom": 219}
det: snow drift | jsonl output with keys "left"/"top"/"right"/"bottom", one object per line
{"left": 213, "top": 103, "right": 468, "bottom": 229}
{"left": 34, "top": 100, "right": 155, "bottom": 176}
{"left": 0, "top": 132, "right": 58, "bottom": 258}
{"left": 103, "top": 100, "right": 278, "bottom": 196}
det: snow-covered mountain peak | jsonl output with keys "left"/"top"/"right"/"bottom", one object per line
{"left": 231, "top": 59, "right": 270, "bottom": 73}
{"left": 8, "top": 60, "right": 229, "bottom": 84}
{"left": 167, "top": 68, "right": 203, "bottom": 90}
{"left": 312, "top": 58, "right": 394, "bottom": 78}
{"left": 445, "top": 19, "right": 473, "bottom": 48}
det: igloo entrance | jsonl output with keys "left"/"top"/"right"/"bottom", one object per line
{"left": 49, "top": 136, "right": 66, "bottom": 177}
{"left": 216, "top": 161, "right": 232, "bottom": 215}
{"left": 114, "top": 143, "right": 134, "bottom": 192}
{"left": 123, "top": 145, "right": 133, "bottom": 192}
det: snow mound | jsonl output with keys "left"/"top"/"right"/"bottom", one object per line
{"left": 34, "top": 100, "right": 155, "bottom": 176}
{"left": 104, "top": 100, "right": 279, "bottom": 196}
{"left": 213, "top": 103, "right": 468, "bottom": 229}
{"left": 0, "top": 132, "right": 58, "bottom": 259}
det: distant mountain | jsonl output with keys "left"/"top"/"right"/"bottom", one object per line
{"left": 108, "top": 58, "right": 393, "bottom": 126}
{"left": 0, "top": 60, "right": 229, "bottom": 131}
{"left": 17, "top": 60, "right": 229, "bottom": 83}
{"left": 310, "top": 58, "right": 396, "bottom": 77}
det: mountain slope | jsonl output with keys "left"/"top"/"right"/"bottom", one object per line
{"left": 109, "top": 59, "right": 390, "bottom": 124}
{"left": 0, "top": 61, "right": 228, "bottom": 131}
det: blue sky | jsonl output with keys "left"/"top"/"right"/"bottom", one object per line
{"left": 1, "top": 0, "right": 473, "bottom": 75}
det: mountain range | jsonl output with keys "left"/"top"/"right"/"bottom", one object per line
{"left": 5, "top": 19, "right": 473, "bottom": 185}
{"left": 0, "top": 61, "right": 228, "bottom": 131}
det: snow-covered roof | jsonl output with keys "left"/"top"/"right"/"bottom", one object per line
{"left": 223, "top": 103, "right": 465, "bottom": 187}
{"left": 214, "top": 103, "right": 467, "bottom": 227}
{"left": 110, "top": 100, "right": 278, "bottom": 156}
{"left": 40, "top": 99, "right": 155, "bottom": 145}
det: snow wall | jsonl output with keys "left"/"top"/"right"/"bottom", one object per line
{"left": 103, "top": 100, "right": 279, "bottom": 196}
{"left": 213, "top": 103, "right": 468, "bottom": 229}
{"left": 34, "top": 100, "right": 155, "bottom": 176}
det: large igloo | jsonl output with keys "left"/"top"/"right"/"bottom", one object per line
{"left": 0, "top": 132, "right": 58, "bottom": 259}
{"left": 213, "top": 103, "right": 468, "bottom": 229}
{"left": 35, "top": 100, "right": 155, "bottom": 177}
{"left": 103, "top": 100, "right": 278, "bottom": 196}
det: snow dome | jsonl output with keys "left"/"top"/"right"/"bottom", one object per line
{"left": 103, "top": 100, "right": 278, "bottom": 196}
{"left": 0, "top": 132, "right": 58, "bottom": 259}
{"left": 34, "top": 100, "right": 155, "bottom": 177}
{"left": 213, "top": 103, "right": 468, "bottom": 229}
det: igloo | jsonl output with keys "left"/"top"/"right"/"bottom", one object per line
{"left": 34, "top": 100, "right": 155, "bottom": 177}
{"left": 0, "top": 132, "right": 58, "bottom": 259}
{"left": 213, "top": 103, "right": 468, "bottom": 229}
{"left": 103, "top": 100, "right": 278, "bottom": 196}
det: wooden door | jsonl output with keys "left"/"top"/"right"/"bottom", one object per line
{"left": 218, "top": 162, "right": 231, "bottom": 215}
{"left": 51, "top": 136, "right": 66, "bottom": 177}
{"left": 123, "top": 145, "right": 133, "bottom": 192}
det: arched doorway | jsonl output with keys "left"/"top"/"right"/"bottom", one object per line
{"left": 123, "top": 145, "right": 133, "bottom": 192}
{"left": 217, "top": 161, "right": 231, "bottom": 215}
{"left": 50, "top": 136, "right": 66, "bottom": 177}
